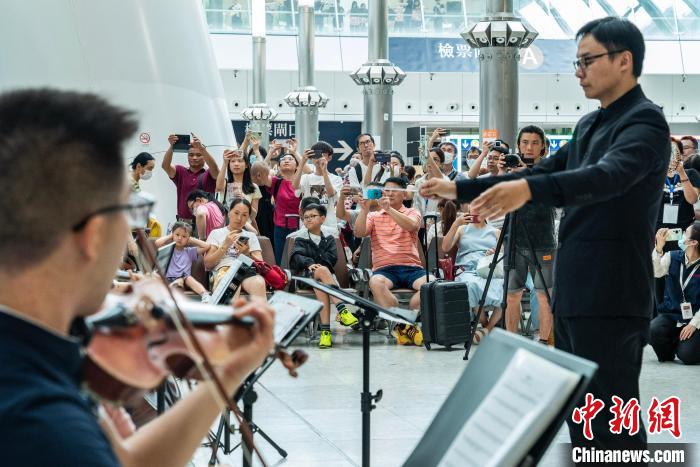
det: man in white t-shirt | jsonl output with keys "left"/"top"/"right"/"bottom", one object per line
{"left": 293, "top": 141, "right": 343, "bottom": 228}
{"left": 347, "top": 133, "right": 382, "bottom": 187}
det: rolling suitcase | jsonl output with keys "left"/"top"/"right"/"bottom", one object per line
{"left": 420, "top": 214, "right": 470, "bottom": 350}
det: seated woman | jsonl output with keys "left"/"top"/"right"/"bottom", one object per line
{"left": 203, "top": 199, "right": 267, "bottom": 299}
{"left": 651, "top": 224, "right": 700, "bottom": 365}
{"left": 442, "top": 203, "right": 502, "bottom": 344}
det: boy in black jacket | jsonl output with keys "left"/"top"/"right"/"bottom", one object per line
{"left": 290, "top": 203, "right": 358, "bottom": 348}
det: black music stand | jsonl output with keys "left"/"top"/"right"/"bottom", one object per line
{"left": 403, "top": 329, "right": 597, "bottom": 467}
{"left": 293, "top": 276, "right": 418, "bottom": 467}
{"left": 207, "top": 291, "right": 323, "bottom": 466}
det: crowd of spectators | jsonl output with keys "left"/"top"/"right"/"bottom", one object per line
{"left": 124, "top": 127, "right": 700, "bottom": 361}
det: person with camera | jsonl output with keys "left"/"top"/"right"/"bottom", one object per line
{"left": 413, "top": 147, "right": 450, "bottom": 222}
{"left": 354, "top": 177, "right": 427, "bottom": 345}
{"left": 466, "top": 141, "right": 509, "bottom": 180}
{"left": 162, "top": 133, "right": 220, "bottom": 223}
{"left": 293, "top": 141, "right": 343, "bottom": 228}
{"left": 681, "top": 136, "right": 699, "bottom": 164}
{"left": 498, "top": 126, "right": 557, "bottom": 345}
{"left": 420, "top": 18, "right": 669, "bottom": 452}
{"left": 0, "top": 89, "right": 275, "bottom": 467}
{"left": 651, "top": 224, "right": 700, "bottom": 364}
{"left": 442, "top": 203, "right": 503, "bottom": 343}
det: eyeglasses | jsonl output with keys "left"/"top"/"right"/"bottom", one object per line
{"left": 303, "top": 214, "right": 320, "bottom": 221}
{"left": 358, "top": 140, "right": 373, "bottom": 146}
{"left": 572, "top": 50, "right": 627, "bottom": 72}
{"left": 72, "top": 193, "right": 155, "bottom": 231}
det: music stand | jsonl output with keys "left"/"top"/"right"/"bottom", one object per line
{"left": 207, "top": 291, "right": 323, "bottom": 466}
{"left": 210, "top": 255, "right": 255, "bottom": 305}
{"left": 403, "top": 329, "right": 597, "bottom": 467}
{"left": 293, "top": 276, "right": 418, "bottom": 467}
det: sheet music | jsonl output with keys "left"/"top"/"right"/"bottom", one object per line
{"left": 438, "top": 348, "right": 579, "bottom": 467}
{"left": 271, "top": 303, "right": 305, "bottom": 343}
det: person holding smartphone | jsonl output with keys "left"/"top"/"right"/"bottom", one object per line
{"left": 651, "top": 224, "right": 700, "bottom": 364}
{"left": 442, "top": 203, "right": 503, "bottom": 343}
{"left": 293, "top": 141, "right": 343, "bottom": 229}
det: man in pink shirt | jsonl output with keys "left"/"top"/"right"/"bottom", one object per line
{"left": 354, "top": 177, "right": 431, "bottom": 345}
{"left": 161, "top": 133, "right": 220, "bottom": 221}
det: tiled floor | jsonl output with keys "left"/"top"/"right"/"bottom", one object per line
{"left": 193, "top": 323, "right": 700, "bottom": 467}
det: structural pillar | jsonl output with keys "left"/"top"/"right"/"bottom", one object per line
{"left": 242, "top": 2, "right": 276, "bottom": 149}
{"left": 350, "top": 0, "right": 405, "bottom": 150}
{"left": 461, "top": 0, "right": 538, "bottom": 149}
{"left": 285, "top": 1, "right": 328, "bottom": 152}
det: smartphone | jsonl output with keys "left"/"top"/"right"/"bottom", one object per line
{"left": 273, "top": 138, "right": 289, "bottom": 148}
{"left": 237, "top": 236, "right": 249, "bottom": 245}
{"left": 247, "top": 130, "right": 263, "bottom": 141}
{"left": 365, "top": 187, "right": 383, "bottom": 200}
{"left": 173, "top": 134, "right": 191, "bottom": 152}
{"left": 374, "top": 151, "right": 391, "bottom": 164}
{"left": 441, "top": 129, "right": 451, "bottom": 136}
{"left": 666, "top": 228, "right": 683, "bottom": 242}
{"left": 346, "top": 185, "right": 363, "bottom": 195}
{"left": 467, "top": 214, "right": 480, "bottom": 224}
{"left": 309, "top": 149, "right": 324, "bottom": 159}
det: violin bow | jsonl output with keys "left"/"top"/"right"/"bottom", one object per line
{"left": 134, "top": 229, "right": 267, "bottom": 467}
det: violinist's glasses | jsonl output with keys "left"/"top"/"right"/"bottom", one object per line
{"left": 572, "top": 49, "right": 627, "bottom": 72}
{"left": 72, "top": 192, "right": 155, "bottom": 231}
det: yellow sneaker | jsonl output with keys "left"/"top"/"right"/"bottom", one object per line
{"left": 336, "top": 306, "right": 359, "bottom": 327}
{"left": 392, "top": 324, "right": 413, "bottom": 345}
{"left": 319, "top": 330, "right": 332, "bottom": 349}
{"left": 406, "top": 325, "right": 423, "bottom": 346}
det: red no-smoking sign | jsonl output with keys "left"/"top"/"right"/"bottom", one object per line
{"left": 139, "top": 132, "right": 151, "bottom": 144}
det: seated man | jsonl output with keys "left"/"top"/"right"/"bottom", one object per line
{"left": 204, "top": 198, "right": 267, "bottom": 299}
{"left": 290, "top": 204, "right": 358, "bottom": 348}
{"left": 354, "top": 177, "right": 430, "bottom": 345}
{"left": 0, "top": 88, "right": 274, "bottom": 467}
{"left": 651, "top": 225, "right": 700, "bottom": 364}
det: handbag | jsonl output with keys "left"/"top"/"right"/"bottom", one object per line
{"left": 437, "top": 256, "right": 456, "bottom": 281}
{"left": 476, "top": 253, "right": 503, "bottom": 279}
{"left": 253, "top": 260, "right": 289, "bottom": 290}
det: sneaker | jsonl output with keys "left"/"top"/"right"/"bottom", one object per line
{"left": 336, "top": 306, "right": 359, "bottom": 327}
{"left": 319, "top": 330, "right": 332, "bottom": 349}
{"left": 405, "top": 325, "right": 423, "bottom": 346}
{"left": 392, "top": 324, "right": 413, "bottom": 345}
{"left": 201, "top": 293, "right": 211, "bottom": 304}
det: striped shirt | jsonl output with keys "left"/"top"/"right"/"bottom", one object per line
{"left": 366, "top": 206, "right": 422, "bottom": 270}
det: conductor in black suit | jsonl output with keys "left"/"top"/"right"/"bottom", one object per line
{"left": 421, "top": 17, "right": 670, "bottom": 452}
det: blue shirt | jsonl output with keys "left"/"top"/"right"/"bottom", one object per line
{"left": 0, "top": 309, "right": 120, "bottom": 466}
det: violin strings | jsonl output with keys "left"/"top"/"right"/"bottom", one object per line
{"left": 134, "top": 230, "right": 268, "bottom": 467}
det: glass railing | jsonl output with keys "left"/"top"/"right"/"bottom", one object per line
{"left": 203, "top": 0, "right": 700, "bottom": 40}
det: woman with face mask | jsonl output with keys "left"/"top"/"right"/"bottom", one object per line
{"left": 651, "top": 223, "right": 700, "bottom": 364}
{"left": 129, "top": 152, "right": 155, "bottom": 193}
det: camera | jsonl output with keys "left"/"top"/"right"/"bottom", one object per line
{"left": 503, "top": 154, "right": 523, "bottom": 168}
{"left": 521, "top": 157, "right": 536, "bottom": 168}
{"left": 493, "top": 140, "right": 502, "bottom": 147}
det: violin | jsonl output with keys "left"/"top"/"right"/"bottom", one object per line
{"left": 83, "top": 280, "right": 308, "bottom": 403}
{"left": 94, "top": 196, "right": 307, "bottom": 467}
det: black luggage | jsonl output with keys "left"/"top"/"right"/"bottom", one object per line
{"left": 419, "top": 214, "right": 470, "bottom": 350}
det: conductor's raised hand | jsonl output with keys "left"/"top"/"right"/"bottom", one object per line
{"left": 419, "top": 178, "right": 457, "bottom": 200}
{"left": 470, "top": 179, "right": 532, "bottom": 221}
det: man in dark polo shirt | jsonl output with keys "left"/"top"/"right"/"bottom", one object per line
{"left": 162, "top": 133, "right": 220, "bottom": 221}
{"left": 422, "top": 18, "right": 669, "bottom": 455}
{"left": 0, "top": 89, "right": 274, "bottom": 466}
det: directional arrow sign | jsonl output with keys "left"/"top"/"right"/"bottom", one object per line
{"left": 334, "top": 140, "right": 354, "bottom": 161}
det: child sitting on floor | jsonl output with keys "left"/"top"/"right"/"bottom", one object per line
{"left": 155, "top": 222, "right": 213, "bottom": 302}
{"left": 290, "top": 203, "right": 358, "bottom": 348}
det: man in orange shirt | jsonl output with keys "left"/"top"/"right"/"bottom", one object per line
{"left": 354, "top": 177, "right": 431, "bottom": 345}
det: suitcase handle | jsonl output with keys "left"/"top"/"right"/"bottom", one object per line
{"left": 423, "top": 213, "right": 439, "bottom": 281}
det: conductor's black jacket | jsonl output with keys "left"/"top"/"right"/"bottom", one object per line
{"left": 456, "top": 85, "right": 670, "bottom": 318}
